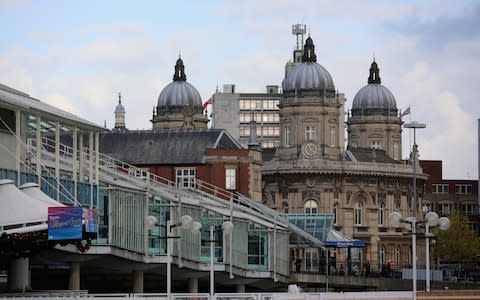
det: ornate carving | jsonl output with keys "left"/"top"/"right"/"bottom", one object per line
{"left": 302, "top": 190, "right": 320, "bottom": 201}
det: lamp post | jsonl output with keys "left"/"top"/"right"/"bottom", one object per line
{"left": 192, "top": 221, "right": 234, "bottom": 297}
{"left": 146, "top": 214, "right": 200, "bottom": 299}
{"left": 404, "top": 121, "right": 426, "bottom": 300}
{"left": 423, "top": 211, "right": 450, "bottom": 292}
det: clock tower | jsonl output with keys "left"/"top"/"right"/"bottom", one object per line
{"left": 277, "top": 36, "right": 346, "bottom": 161}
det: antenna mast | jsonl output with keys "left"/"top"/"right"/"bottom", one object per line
{"left": 292, "top": 24, "right": 306, "bottom": 50}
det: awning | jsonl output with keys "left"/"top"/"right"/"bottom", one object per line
{"left": 324, "top": 228, "right": 365, "bottom": 248}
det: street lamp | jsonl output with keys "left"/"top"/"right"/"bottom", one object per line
{"left": 191, "top": 220, "right": 234, "bottom": 297}
{"left": 145, "top": 214, "right": 201, "bottom": 299}
{"left": 403, "top": 121, "right": 426, "bottom": 300}
{"left": 424, "top": 211, "right": 450, "bottom": 292}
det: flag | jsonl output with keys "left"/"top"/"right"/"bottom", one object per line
{"left": 202, "top": 97, "right": 213, "bottom": 110}
{"left": 400, "top": 106, "right": 410, "bottom": 118}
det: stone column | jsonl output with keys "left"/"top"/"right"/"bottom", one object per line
{"left": 8, "top": 257, "right": 29, "bottom": 292}
{"left": 132, "top": 270, "right": 144, "bottom": 294}
{"left": 68, "top": 262, "right": 80, "bottom": 290}
{"left": 236, "top": 283, "right": 246, "bottom": 293}
{"left": 187, "top": 277, "right": 198, "bottom": 293}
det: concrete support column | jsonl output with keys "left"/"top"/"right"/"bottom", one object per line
{"left": 8, "top": 257, "right": 29, "bottom": 292}
{"left": 35, "top": 115, "right": 42, "bottom": 182}
{"left": 132, "top": 270, "right": 144, "bottom": 294}
{"left": 15, "top": 110, "right": 21, "bottom": 185}
{"left": 55, "top": 121, "right": 60, "bottom": 200}
{"left": 236, "top": 283, "right": 245, "bottom": 293}
{"left": 68, "top": 262, "right": 80, "bottom": 290}
{"left": 187, "top": 277, "right": 198, "bottom": 293}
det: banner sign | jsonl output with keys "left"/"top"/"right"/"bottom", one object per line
{"left": 324, "top": 239, "right": 365, "bottom": 248}
{"left": 83, "top": 208, "right": 98, "bottom": 233}
{"left": 48, "top": 207, "right": 83, "bottom": 240}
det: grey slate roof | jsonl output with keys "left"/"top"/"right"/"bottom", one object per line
{"left": 99, "top": 129, "right": 243, "bottom": 165}
{"left": 347, "top": 147, "right": 400, "bottom": 164}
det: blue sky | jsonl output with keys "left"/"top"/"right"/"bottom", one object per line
{"left": 1, "top": 0, "right": 479, "bottom": 179}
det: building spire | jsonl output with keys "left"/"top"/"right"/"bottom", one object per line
{"left": 368, "top": 59, "right": 381, "bottom": 84}
{"left": 302, "top": 36, "right": 317, "bottom": 62}
{"left": 118, "top": 92, "right": 122, "bottom": 104}
{"left": 173, "top": 56, "right": 187, "bottom": 82}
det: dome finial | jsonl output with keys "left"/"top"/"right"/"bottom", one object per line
{"left": 118, "top": 92, "right": 122, "bottom": 104}
{"left": 368, "top": 59, "right": 381, "bottom": 84}
{"left": 302, "top": 36, "right": 317, "bottom": 62}
{"left": 179, "top": 49, "right": 181, "bottom": 59}
{"left": 173, "top": 56, "right": 187, "bottom": 82}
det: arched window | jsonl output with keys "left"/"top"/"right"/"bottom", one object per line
{"left": 304, "top": 200, "right": 318, "bottom": 214}
{"left": 354, "top": 202, "right": 362, "bottom": 225}
{"left": 379, "top": 202, "right": 385, "bottom": 225}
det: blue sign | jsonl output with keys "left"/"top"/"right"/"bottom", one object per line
{"left": 324, "top": 240, "right": 365, "bottom": 248}
{"left": 48, "top": 207, "right": 83, "bottom": 240}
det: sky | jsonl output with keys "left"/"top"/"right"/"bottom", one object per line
{"left": 0, "top": 0, "right": 479, "bottom": 179}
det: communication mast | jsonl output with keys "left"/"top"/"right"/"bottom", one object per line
{"left": 292, "top": 24, "right": 306, "bottom": 50}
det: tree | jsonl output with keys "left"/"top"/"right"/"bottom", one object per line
{"left": 432, "top": 210, "right": 480, "bottom": 263}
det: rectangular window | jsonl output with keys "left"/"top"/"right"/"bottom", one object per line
{"left": 329, "top": 127, "right": 336, "bottom": 147}
{"left": 371, "top": 140, "right": 382, "bottom": 150}
{"left": 456, "top": 184, "right": 472, "bottom": 194}
{"left": 439, "top": 203, "right": 453, "bottom": 214}
{"left": 248, "top": 228, "right": 268, "bottom": 267}
{"left": 284, "top": 127, "right": 291, "bottom": 147}
{"left": 393, "top": 142, "right": 399, "bottom": 160}
{"left": 432, "top": 184, "right": 449, "bottom": 194}
{"left": 305, "top": 126, "right": 316, "bottom": 141}
{"left": 176, "top": 168, "right": 196, "bottom": 189}
{"left": 462, "top": 204, "right": 476, "bottom": 215}
{"left": 225, "top": 168, "right": 236, "bottom": 190}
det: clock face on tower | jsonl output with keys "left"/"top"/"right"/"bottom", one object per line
{"left": 302, "top": 142, "right": 318, "bottom": 158}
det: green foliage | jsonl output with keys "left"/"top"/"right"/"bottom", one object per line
{"left": 432, "top": 211, "right": 480, "bottom": 262}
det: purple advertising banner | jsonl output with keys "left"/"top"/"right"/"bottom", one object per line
{"left": 48, "top": 207, "right": 83, "bottom": 240}
{"left": 83, "top": 208, "right": 98, "bottom": 233}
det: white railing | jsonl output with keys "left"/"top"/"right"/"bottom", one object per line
{"left": 0, "top": 292, "right": 413, "bottom": 299}
{"left": 27, "top": 137, "right": 324, "bottom": 247}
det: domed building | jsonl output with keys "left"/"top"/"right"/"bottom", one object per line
{"left": 347, "top": 60, "right": 402, "bottom": 160}
{"left": 113, "top": 92, "right": 126, "bottom": 131}
{"left": 151, "top": 56, "right": 208, "bottom": 130}
{"left": 262, "top": 36, "right": 426, "bottom": 276}
{"left": 277, "top": 36, "right": 345, "bottom": 161}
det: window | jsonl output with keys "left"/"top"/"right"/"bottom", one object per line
{"left": 225, "top": 168, "right": 236, "bottom": 190}
{"left": 304, "top": 200, "right": 318, "bottom": 214}
{"left": 284, "top": 127, "right": 291, "bottom": 147}
{"left": 351, "top": 140, "right": 358, "bottom": 149}
{"left": 248, "top": 225, "right": 268, "bottom": 267}
{"left": 456, "top": 184, "right": 472, "bottom": 194}
{"left": 462, "top": 203, "right": 476, "bottom": 215}
{"left": 176, "top": 168, "right": 196, "bottom": 188}
{"left": 432, "top": 184, "right": 448, "bottom": 194}
{"left": 305, "top": 248, "right": 319, "bottom": 271}
{"left": 354, "top": 202, "right": 362, "bottom": 225}
{"left": 439, "top": 203, "right": 453, "bottom": 214}
{"left": 395, "top": 247, "right": 400, "bottom": 269}
{"left": 393, "top": 142, "right": 399, "bottom": 160}
{"left": 329, "top": 127, "right": 336, "bottom": 146}
{"left": 371, "top": 140, "right": 382, "bottom": 150}
{"left": 333, "top": 204, "right": 337, "bottom": 224}
{"left": 378, "top": 202, "right": 385, "bottom": 225}
{"left": 305, "top": 126, "right": 316, "bottom": 141}
{"left": 380, "top": 246, "right": 385, "bottom": 265}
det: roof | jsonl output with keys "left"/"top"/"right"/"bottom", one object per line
{"left": 99, "top": 129, "right": 243, "bottom": 165}
{"left": 325, "top": 229, "right": 365, "bottom": 248}
{"left": 346, "top": 148, "right": 400, "bottom": 164}
{"left": 0, "top": 179, "right": 49, "bottom": 230}
{"left": 0, "top": 83, "right": 103, "bottom": 130}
